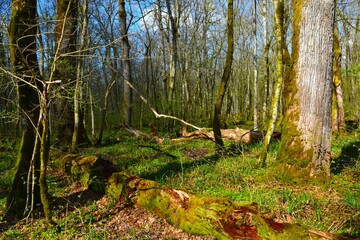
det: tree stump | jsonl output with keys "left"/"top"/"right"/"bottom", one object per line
{"left": 58, "top": 154, "right": 117, "bottom": 193}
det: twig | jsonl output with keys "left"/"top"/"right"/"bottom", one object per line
{"left": 124, "top": 80, "right": 207, "bottom": 132}
{"left": 139, "top": 145, "right": 177, "bottom": 159}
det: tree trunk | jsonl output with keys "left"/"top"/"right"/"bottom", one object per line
{"left": 5, "top": 0, "right": 42, "bottom": 219}
{"left": 119, "top": 0, "right": 133, "bottom": 127}
{"left": 262, "top": 0, "right": 270, "bottom": 125}
{"left": 259, "top": 0, "right": 289, "bottom": 165}
{"left": 165, "top": 0, "right": 180, "bottom": 116}
{"left": 332, "top": 28, "right": 346, "bottom": 133}
{"left": 213, "top": 0, "right": 234, "bottom": 151}
{"left": 72, "top": 0, "right": 91, "bottom": 151}
{"left": 97, "top": 79, "right": 116, "bottom": 146}
{"left": 253, "top": 0, "right": 259, "bottom": 131}
{"left": 277, "top": 0, "right": 335, "bottom": 177}
{"left": 39, "top": 91, "right": 53, "bottom": 225}
{"left": 54, "top": 0, "right": 78, "bottom": 148}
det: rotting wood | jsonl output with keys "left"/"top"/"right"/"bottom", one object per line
{"left": 57, "top": 154, "right": 117, "bottom": 193}
{"left": 106, "top": 172, "right": 332, "bottom": 239}
{"left": 176, "top": 127, "right": 281, "bottom": 144}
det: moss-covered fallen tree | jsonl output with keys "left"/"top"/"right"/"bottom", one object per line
{"left": 106, "top": 172, "right": 334, "bottom": 240}
{"left": 53, "top": 154, "right": 344, "bottom": 239}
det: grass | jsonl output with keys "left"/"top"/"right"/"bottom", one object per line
{"left": 0, "top": 129, "right": 360, "bottom": 238}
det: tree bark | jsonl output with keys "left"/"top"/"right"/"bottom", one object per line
{"left": 6, "top": 0, "right": 42, "bottom": 219}
{"left": 332, "top": 28, "right": 345, "bottom": 133}
{"left": 119, "top": 0, "right": 133, "bottom": 127}
{"left": 72, "top": 0, "right": 91, "bottom": 151}
{"left": 259, "top": 0, "right": 287, "bottom": 165}
{"left": 54, "top": 0, "right": 78, "bottom": 148}
{"left": 253, "top": 0, "right": 259, "bottom": 131}
{"left": 165, "top": 0, "right": 180, "bottom": 116}
{"left": 277, "top": 0, "right": 335, "bottom": 177}
{"left": 213, "top": 0, "right": 234, "bottom": 152}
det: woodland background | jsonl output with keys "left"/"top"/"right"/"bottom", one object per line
{"left": 0, "top": 0, "right": 360, "bottom": 239}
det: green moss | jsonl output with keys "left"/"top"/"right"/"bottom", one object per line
{"left": 57, "top": 154, "right": 113, "bottom": 194}
{"left": 106, "top": 172, "right": 131, "bottom": 200}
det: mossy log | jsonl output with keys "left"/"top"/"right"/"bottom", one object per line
{"left": 106, "top": 172, "right": 329, "bottom": 240}
{"left": 57, "top": 154, "right": 117, "bottom": 193}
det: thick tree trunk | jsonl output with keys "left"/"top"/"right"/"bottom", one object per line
{"left": 54, "top": 0, "right": 78, "bottom": 148}
{"left": 277, "top": 0, "right": 335, "bottom": 177}
{"left": 5, "top": 0, "right": 42, "bottom": 219}
{"left": 106, "top": 172, "right": 330, "bottom": 239}
{"left": 213, "top": 0, "right": 234, "bottom": 151}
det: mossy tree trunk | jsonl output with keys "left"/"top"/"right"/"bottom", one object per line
{"left": 38, "top": 85, "right": 54, "bottom": 225}
{"left": 259, "top": 0, "right": 289, "bottom": 166}
{"left": 54, "top": 0, "right": 78, "bottom": 148}
{"left": 277, "top": 0, "right": 335, "bottom": 177}
{"left": 213, "top": 0, "right": 234, "bottom": 152}
{"left": 332, "top": 28, "right": 346, "bottom": 133}
{"left": 5, "top": 0, "right": 42, "bottom": 219}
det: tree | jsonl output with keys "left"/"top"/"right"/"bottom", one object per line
{"left": 71, "top": 0, "right": 91, "bottom": 151}
{"left": 5, "top": 0, "right": 42, "bottom": 218}
{"left": 54, "top": 0, "right": 78, "bottom": 148}
{"left": 213, "top": 0, "right": 234, "bottom": 151}
{"left": 252, "top": 0, "right": 259, "bottom": 131}
{"left": 277, "top": 0, "right": 336, "bottom": 177}
{"left": 332, "top": 28, "right": 345, "bottom": 133}
{"left": 259, "top": 0, "right": 289, "bottom": 165}
{"left": 119, "top": 0, "right": 133, "bottom": 126}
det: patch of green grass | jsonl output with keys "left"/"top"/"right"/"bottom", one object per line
{"left": 344, "top": 187, "right": 360, "bottom": 210}
{"left": 1, "top": 129, "right": 360, "bottom": 238}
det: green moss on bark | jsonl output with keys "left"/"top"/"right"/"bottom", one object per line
{"left": 106, "top": 172, "right": 323, "bottom": 239}
{"left": 58, "top": 154, "right": 116, "bottom": 194}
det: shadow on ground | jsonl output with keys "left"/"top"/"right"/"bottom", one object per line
{"left": 332, "top": 141, "right": 360, "bottom": 174}
{"left": 140, "top": 154, "right": 220, "bottom": 181}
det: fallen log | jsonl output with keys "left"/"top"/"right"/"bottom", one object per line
{"left": 124, "top": 125, "right": 281, "bottom": 145}
{"left": 177, "top": 127, "right": 281, "bottom": 144}
{"left": 106, "top": 172, "right": 329, "bottom": 239}
{"left": 123, "top": 125, "right": 164, "bottom": 144}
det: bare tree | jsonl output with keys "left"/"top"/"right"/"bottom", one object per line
{"left": 119, "top": 0, "right": 133, "bottom": 126}
{"left": 213, "top": 0, "right": 234, "bottom": 151}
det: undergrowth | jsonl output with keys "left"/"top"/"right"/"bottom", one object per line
{"left": 0, "top": 129, "right": 359, "bottom": 238}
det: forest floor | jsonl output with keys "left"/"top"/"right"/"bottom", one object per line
{"left": 0, "top": 127, "right": 359, "bottom": 239}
